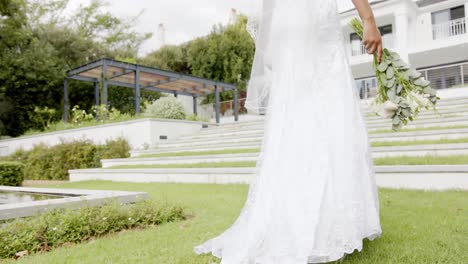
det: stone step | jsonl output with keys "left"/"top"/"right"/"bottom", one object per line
{"left": 180, "top": 124, "right": 468, "bottom": 142}
{"left": 188, "top": 116, "right": 468, "bottom": 139}
{"left": 181, "top": 113, "right": 468, "bottom": 140}
{"left": 361, "top": 97, "right": 468, "bottom": 110}
{"left": 157, "top": 122, "right": 468, "bottom": 150}
{"left": 204, "top": 110, "right": 466, "bottom": 133}
{"left": 365, "top": 106, "right": 468, "bottom": 121}
{"left": 365, "top": 111, "right": 468, "bottom": 125}
{"left": 366, "top": 116, "right": 468, "bottom": 130}
{"left": 131, "top": 141, "right": 261, "bottom": 157}
{"left": 69, "top": 165, "right": 468, "bottom": 190}
{"left": 370, "top": 128, "right": 468, "bottom": 142}
{"left": 111, "top": 143, "right": 468, "bottom": 168}
{"left": 132, "top": 128, "right": 468, "bottom": 157}
{"left": 109, "top": 143, "right": 468, "bottom": 167}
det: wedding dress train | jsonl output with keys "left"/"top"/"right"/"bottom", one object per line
{"left": 193, "top": 0, "right": 382, "bottom": 263}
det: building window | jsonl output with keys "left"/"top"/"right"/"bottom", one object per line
{"left": 431, "top": 5, "right": 466, "bottom": 39}
{"left": 421, "top": 63, "right": 467, "bottom": 89}
{"left": 355, "top": 77, "right": 378, "bottom": 99}
{"left": 463, "top": 64, "right": 468, "bottom": 86}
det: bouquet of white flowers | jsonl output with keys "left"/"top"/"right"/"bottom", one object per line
{"left": 349, "top": 18, "right": 441, "bottom": 131}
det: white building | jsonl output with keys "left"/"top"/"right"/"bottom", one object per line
{"left": 340, "top": 0, "right": 468, "bottom": 98}
{"left": 155, "top": 23, "right": 166, "bottom": 51}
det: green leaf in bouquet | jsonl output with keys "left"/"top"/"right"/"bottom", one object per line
{"left": 377, "top": 61, "right": 389, "bottom": 72}
{"left": 400, "top": 100, "right": 410, "bottom": 108}
{"left": 386, "top": 77, "right": 396, "bottom": 88}
{"left": 379, "top": 74, "right": 388, "bottom": 86}
{"left": 410, "top": 70, "right": 422, "bottom": 79}
{"left": 396, "top": 84, "right": 403, "bottom": 94}
{"left": 393, "top": 59, "right": 408, "bottom": 69}
{"left": 423, "top": 87, "right": 437, "bottom": 95}
{"left": 388, "top": 50, "right": 400, "bottom": 59}
{"left": 409, "top": 116, "right": 413, "bottom": 121}
{"left": 414, "top": 78, "right": 430, "bottom": 87}
{"left": 402, "top": 108, "right": 411, "bottom": 117}
{"left": 386, "top": 66, "right": 395, "bottom": 79}
{"left": 401, "top": 70, "right": 410, "bottom": 81}
{"left": 402, "top": 119, "right": 408, "bottom": 125}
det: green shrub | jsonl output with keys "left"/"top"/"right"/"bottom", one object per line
{"left": 144, "top": 96, "right": 186, "bottom": 120}
{"left": 185, "top": 114, "right": 209, "bottom": 122}
{"left": 0, "top": 199, "right": 187, "bottom": 259}
{"left": 0, "top": 161, "right": 24, "bottom": 186}
{"left": 94, "top": 138, "right": 131, "bottom": 166}
{"left": 5, "top": 138, "right": 130, "bottom": 180}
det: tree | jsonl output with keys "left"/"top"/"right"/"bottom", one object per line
{"left": 141, "top": 44, "right": 191, "bottom": 74}
{"left": 0, "top": 0, "right": 152, "bottom": 136}
{"left": 187, "top": 15, "right": 255, "bottom": 103}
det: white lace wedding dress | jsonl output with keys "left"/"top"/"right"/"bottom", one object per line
{"left": 193, "top": 0, "right": 382, "bottom": 263}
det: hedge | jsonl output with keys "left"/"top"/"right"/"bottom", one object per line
{"left": 0, "top": 199, "right": 187, "bottom": 259}
{"left": 4, "top": 138, "right": 130, "bottom": 181}
{"left": 0, "top": 161, "right": 24, "bottom": 186}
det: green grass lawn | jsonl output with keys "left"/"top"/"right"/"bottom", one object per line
{"left": 3, "top": 181, "right": 466, "bottom": 264}
{"left": 373, "top": 155, "right": 468, "bottom": 165}
{"left": 371, "top": 137, "right": 468, "bottom": 147}
{"left": 108, "top": 155, "right": 468, "bottom": 169}
{"left": 139, "top": 148, "right": 261, "bottom": 158}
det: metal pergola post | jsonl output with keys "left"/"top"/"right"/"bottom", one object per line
{"left": 233, "top": 88, "right": 239, "bottom": 122}
{"left": 94, "top": 81, "right": 100, "bottom": 106}
{"left": 102, "top": 60, "right": 108, "bottom": 107}
{"left": 192, "top": 95, "right": 198, "bottom": 115}
{"left": 135, "top": 66, "right": 141, "bottom": 114}
{"left": 63, "top": 78, "right": 69, "bottom": 122}
{"left": 214, "top": 85, "right": 221, "bottom": 124}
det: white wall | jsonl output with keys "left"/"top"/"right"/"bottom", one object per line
{"left": 175, "top": 95, "right": 214, "bottom": 121}
{"left": 0, "top": 118, "right": 207, "bottom": 156}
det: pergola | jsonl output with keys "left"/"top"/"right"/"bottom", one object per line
{"left": 64, "top": 58, "right": 239, "bottom": 123}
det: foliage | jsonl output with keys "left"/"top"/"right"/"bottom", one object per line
{"left": 143, "top": 97, "right": 186, "bottom": 120}
{"left": 4, "top": 138, "right": 130, "bottom": 180}
{"left": 185, "top": 114, "right": 208, "bottom": 122}
{"left": 94, "top": 137, "right": 131, "bottom": 165}
{"left": 70, "top": 105, "right": 95, "bottom": 125}
{"left": 23, "top": 113, "right": 137, "bottom": 136}
{"left": 0, "top": 0, "right": 151, "bottom": 137}
{"left": 349, "top": 18, "right": 441, "bottom": 131}
{"left": 141, "top": 44, "right": 191, "bottom": 73}
{"left": 28, "top": 106, "right": 58, "bottom": 130}
{"left": 0, "top": 161, "right": 24, "bottom": 186}
{"left": 187, "top": 15, "right": 254, "bottom": 104}
{"left": 0, "top": 199, "right": 187, "bottom": 259}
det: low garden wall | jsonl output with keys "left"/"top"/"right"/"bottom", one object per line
{"left": 0, "top": 118, "right": 209, "bottom": 156}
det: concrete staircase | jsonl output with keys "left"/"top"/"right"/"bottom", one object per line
{"left": 70, "top": 95, "right": 468, "bottom": 190}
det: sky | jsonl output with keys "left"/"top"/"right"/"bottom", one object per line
{"left": 67, "top": 0, "right": 252, "bottom": 55}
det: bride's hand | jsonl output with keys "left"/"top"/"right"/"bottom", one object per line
{"left": 362, "top": 18, "right": 383, "bottom": 63}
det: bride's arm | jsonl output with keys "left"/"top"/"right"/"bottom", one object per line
{"left": 352, "top": 0, "right": 383, "bottom": 63}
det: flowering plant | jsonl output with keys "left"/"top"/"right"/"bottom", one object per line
{"left": 349, "top": 18, "right": 441, "bottom": 131}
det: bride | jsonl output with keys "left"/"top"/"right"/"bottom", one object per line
{"left": 193, "top": 0, "right": 383, "bottom": 263}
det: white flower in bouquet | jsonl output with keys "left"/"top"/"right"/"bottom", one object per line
{"left": 369, "top": 98, "right": 399, "bottom": 118}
